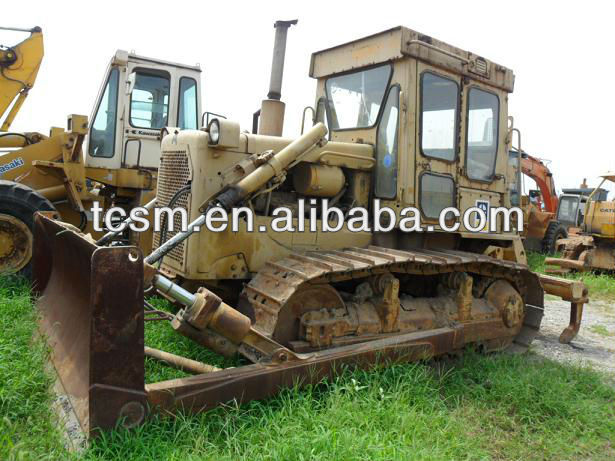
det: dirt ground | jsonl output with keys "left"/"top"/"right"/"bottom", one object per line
{"left": 532, "top": 297, "right": 615, "bottom": 377}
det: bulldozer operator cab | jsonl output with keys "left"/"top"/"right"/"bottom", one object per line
{"left": 86, "top": 50, "right": 202, "bottom": 171}
{"left": 311, "top": 27, "right": 513, "bottom": 235}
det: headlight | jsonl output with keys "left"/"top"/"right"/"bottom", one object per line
{"left": 207, "top": 118, "right": 240, "bottom": 148}
{"left": 208, "top": 119, "right": 220, "bottom": 145}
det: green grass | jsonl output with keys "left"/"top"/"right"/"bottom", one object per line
{"left": 143, "top": 298, "right": 240, "bottom": 383}
{"left": 527, "top": 251, "right": 615, "bottom": 301}
{"left": 0, "top": 277, "right": 71, "bottom": 460}
{"left": 1, "top": 276, "right": 615, "bottom": 460}
{"left": 590, "top": 325, "right": 615, "bottom": 337}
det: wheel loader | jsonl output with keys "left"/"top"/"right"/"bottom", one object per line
{"left": 32, "top": 22, "right": 588, "bottom": 440}
{"left": 0, "top": 26, "right": 202, "bottom": 277}
{"left": 546, "top": 173, "right": 615, "bottom": 273}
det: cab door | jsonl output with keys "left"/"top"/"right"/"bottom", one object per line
{"left": 457, "top": 83, "right": 507, "bottom": 233}
{"left": 86, "top": 63, "right": 124, "bottom": 170}
{"left": 414, "top": 62, "right": 460, "bottom": 227}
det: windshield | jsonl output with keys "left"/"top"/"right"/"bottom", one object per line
{"left": 130, "top": 71, "right": 170, "bottom": 129}
{"left": 325, "top": 65, "right": 391, "bottom": 130}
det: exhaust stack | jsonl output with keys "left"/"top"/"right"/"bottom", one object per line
{"left": 258, "top": 19, "right": 297, "bottom": 137}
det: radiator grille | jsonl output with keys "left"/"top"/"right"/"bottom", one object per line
{"left": 152, "top": 149, "right": 191, "bottom": 265}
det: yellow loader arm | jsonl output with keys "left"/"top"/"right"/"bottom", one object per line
{"left": 0, "top": 26, "right": 43, "bottom": 131}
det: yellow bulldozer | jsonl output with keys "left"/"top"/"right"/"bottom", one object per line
{"left": 32, "top": 22, "right": 588, "bottom": 438}
{"left": 546, "top": 173, "right": 615, "bottom": 273}
{"left": 0, "top": 26, "right": 202, "bottom": 276}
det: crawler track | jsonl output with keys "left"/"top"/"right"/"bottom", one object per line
{"left": 240, "top": 246, "right": 544, "bottom": 353}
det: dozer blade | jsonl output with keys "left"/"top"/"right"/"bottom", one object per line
{"left": 32, "top": 213, "right": 147, "bottom": 437}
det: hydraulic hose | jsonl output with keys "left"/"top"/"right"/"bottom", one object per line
{"left": 157, "top": 183, "right": 192, "bottom": 267}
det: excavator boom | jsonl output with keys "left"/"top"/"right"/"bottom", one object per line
{"left": 520, "top": 152, "right": 558, "bottom": 213}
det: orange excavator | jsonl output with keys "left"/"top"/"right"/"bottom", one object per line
{"left": 521, "top": 153, "right": 559, "bottom": 213}
{"left": 514, "top": 150, "right": 568, "bottom": 253}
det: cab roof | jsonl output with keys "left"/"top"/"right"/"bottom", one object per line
{"left": 310, "top": 26, "right": 514, "bottom": 92}
{"left": 112, "top": 49, "right": 201, "bottom": 72}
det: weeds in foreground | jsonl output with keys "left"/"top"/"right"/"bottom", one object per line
{"left": 1, "top": 276, "right": 614, "bottom": 461}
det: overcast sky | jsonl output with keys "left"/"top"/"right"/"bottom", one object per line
{"left": 3, "top": 0, "right": 614, "bottom": 196}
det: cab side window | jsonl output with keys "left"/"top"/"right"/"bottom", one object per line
{"left": 130, "top": 71, "right": 170, "bottom": 129}
{"left": 178, "top": 77, "right": 198, "bottom": 130}
{"left": 374, "top": 85, "right": 400, "bottom": 199}
{"left": 420, "top": 72, "right": 458, "bottom": 162}
{"left": 466, "top": 88, "right": 499, "bottom": 181}
{"left": 89, "top": 67, "right": 119, "bottom": 158}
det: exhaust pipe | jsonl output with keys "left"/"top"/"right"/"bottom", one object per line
{"left": 258, "top": 19, "right": 297, "bottom": 137}
{"left": 267, "top": 19, "right": 297, "bottom": 101}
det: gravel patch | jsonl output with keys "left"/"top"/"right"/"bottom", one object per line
{"left": 532, "top": 297, "right": 615, "bottom": 375}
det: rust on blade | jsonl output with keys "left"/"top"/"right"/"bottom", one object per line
{"left": 32, "top": 213, "right": 147, "bottom": 436}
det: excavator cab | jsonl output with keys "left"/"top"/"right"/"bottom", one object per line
{"left": 557, "top": 187, "right": 609, "bottom": 230}
{"left": 506, "top": 146, "right": 568, "bottom": 254}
